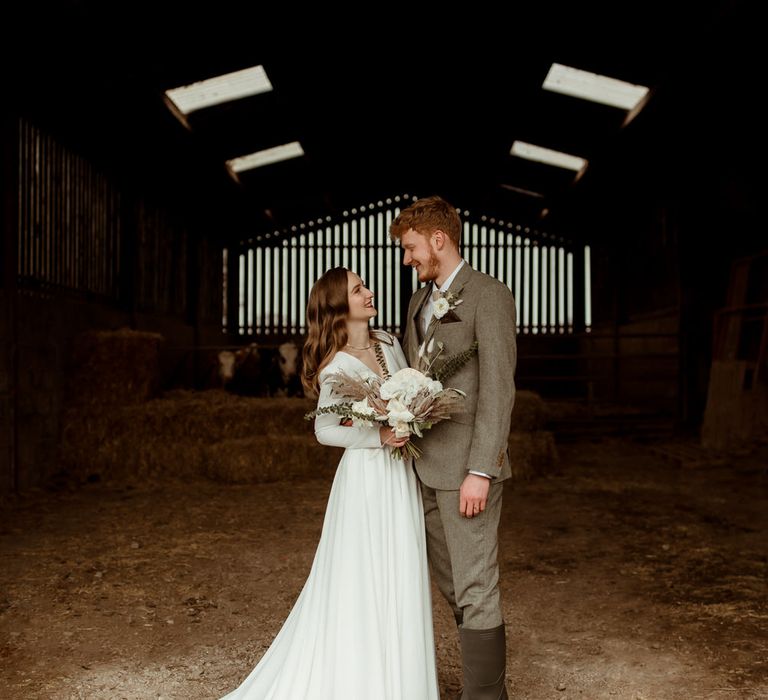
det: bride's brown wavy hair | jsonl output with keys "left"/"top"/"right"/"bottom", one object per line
{"left": 301, "top": 267, "right": 352, "bottom": 396}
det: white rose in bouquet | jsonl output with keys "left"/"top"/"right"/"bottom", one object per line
{"left": 351, "top": 399, "right": 378, "bottom": 427}
{"left": 380, "top": 367, "right": 432, "bottom": 405}
{"left": 385, "top": 398, "right": 416, "bottom": 431}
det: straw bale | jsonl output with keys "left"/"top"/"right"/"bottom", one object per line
{"left": 151, "top": 391, "right": 317, "bottom": 438}
{"left": 59, "top": 411, "right": 204, "bottom": 482}
{"left": 66, "top": 327, "right": 163, "bottom": 407}
{"left": 510, "top": 391, "right": 549, "bottom": 432}
{"left": 203, "top": 436, "right": 343, "bottom": 483}
{"left": 58, "top": 385, "right": 556, "bottom": 485}
{"left": 508, "top": 431, "right": 559, "bottom": 480}
{"left": 59, "top": 390, "right": 333, "bottom": 483}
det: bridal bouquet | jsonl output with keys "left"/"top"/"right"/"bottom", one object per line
{"left": 305, "top": 339, "right": 478, "bottom": 460}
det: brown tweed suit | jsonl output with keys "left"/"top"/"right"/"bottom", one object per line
{"left": 402, "top": 262, "right": 517, "bottom": 629}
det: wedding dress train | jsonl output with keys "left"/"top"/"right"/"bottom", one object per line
{"left": 220, "top": 333, "right": 439, "bottom": 700}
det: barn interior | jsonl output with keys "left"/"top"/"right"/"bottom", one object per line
{"left": 1, "top": 1, "right": 766, "bottom": 698}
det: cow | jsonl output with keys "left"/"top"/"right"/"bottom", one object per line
{"left": 216, "top": 340, "right": 304, "bottom": 397}
{"left": 266, "top": 340, "right": 303, "bottom": 397}
{"left": 218, "top": 343, "right": 266, "bottom": 396}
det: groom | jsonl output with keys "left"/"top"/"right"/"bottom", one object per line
{"left": 391, "top": 196, "right": 517, "bottom": 700}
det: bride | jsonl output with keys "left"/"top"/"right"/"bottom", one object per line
{"left": 220, "top": 267, "right": 439, "bottom": 700}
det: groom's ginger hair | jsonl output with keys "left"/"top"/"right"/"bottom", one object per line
{"left": 389, "top": 196, "right": 462, "bottom": 246}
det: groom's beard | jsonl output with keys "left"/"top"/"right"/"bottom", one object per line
{"left": 418, "top": 251, "right": 440, "bottom": 282}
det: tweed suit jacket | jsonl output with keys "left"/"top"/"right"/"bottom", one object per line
{"left": 402, "top": 263, "right": 517, "bottom": 490}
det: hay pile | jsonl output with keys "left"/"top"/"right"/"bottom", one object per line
{"left": 508, "top": 390, "right": 558, "bottom": 479}
{"left": 59, "top": 383, "right": 556, "bottom": 485}
{"left": 509, "top": 390, "right": 550, "bottom": 432}
{"left": 66, "top": 327, "right": 163, "bottom": 407}
{"left": 60, "top": 391, "right": 342, "bottom": 484}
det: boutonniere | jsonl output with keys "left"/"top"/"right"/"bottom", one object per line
{"left": 432, "top": 290, "right": 464, "bottom": 321}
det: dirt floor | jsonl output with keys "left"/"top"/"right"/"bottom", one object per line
{"left": 1, "top": 435, "right": 766, "bottom": 699}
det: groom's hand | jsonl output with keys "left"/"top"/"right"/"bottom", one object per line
{"left": 460, "top": 473, "right": 490, "bottom": 518}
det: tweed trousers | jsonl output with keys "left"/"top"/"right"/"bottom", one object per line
{"left": 419, "top": 477, "right": 504, "bottom": 630}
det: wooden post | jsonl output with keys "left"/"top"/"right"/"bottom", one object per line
{"left": 119, "top": 185, "right": 138, "bottom": 327}
{"left": 2, "top": 113, "right": 20, "bottom": 493}
{"left": 226, "top": 240, "right": 239, "bottom": 336}
{"left": 572, "top": 243, "right": 585, "bottom": 333}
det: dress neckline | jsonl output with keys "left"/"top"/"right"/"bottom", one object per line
{"left": 337, "top": 340, "right": 390, "bottom": 380}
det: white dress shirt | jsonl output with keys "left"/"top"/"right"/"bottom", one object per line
{"left": 420, "top": 260, "right": 492, "bottom": 480}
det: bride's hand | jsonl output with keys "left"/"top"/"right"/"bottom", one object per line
{"left": 379, "top": 426, "right": 409, "bottom": 448}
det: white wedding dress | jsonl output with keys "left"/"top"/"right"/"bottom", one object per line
{"left": 220, "top": 332, "right": 439, "bottom": 700}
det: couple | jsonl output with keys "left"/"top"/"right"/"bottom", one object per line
{"left": 221, "top": 196, "right": 517, "bottom": 699}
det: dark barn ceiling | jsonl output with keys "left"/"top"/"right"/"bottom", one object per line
{"left": 3, "top": 1, "right": 758, "bottom": 243}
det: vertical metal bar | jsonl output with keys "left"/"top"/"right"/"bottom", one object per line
{"left": 340, "top": 222, "right": 348, "bottom": 270}
{"left": 523, "top": 237, "right": 530, "bottom": 333}
{"left": 506, "top": 232, "right": 514, "bottom": 314}
{"left": 298, "top": 234, "right": 306, "bottom": 333}
{"left": 487, "top": 226, "right": 494, "bottom": 278}
{"left": 248, "top": 246, "right": 255, "bottom": 334}
{"left": 348, "top": 218, "right": 356, "bottom": 281}
{"left": 284, "top": 238, "right": 291, "bottom": 335}
{"left": 534, "top": 235, "right": 540, "bottom": 334}
{"left": 541, "top": 241, "right": 546, "bottom": 333}
{"left": 556, "top": 246, "right": 563, "bottom": 330}
{"left": 291, "top": 235, "right": 298, "bottom": 335}
{"left": 254, "top": 245, "right": 262, "bottom": 334}
{"left": 549, "top": 245, "right": 556, "bottom": 333}
{"left": 273, "top": 240, "right": 280, "bottom": 335}
{"left": 275, "top": 240, "right": 282, "bottom": 334}
{"left": 564, "top": 245, "right": 570, "bottom": 332}
{"left": 276, "top": 240, "right": 283, "bottom": 334}
{"left": 262, "top": 245, "right": 271, "bottom": 336}
{"left": 382, "top": 211, "right": 392, "bottom": 332}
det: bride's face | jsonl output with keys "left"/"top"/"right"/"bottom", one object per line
{"left": 346, "top": 271, "right": 377, "bottom": 321}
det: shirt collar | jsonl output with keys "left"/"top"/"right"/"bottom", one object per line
{"left": 433, "top": 259, "right": 466, "bottom": 295}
